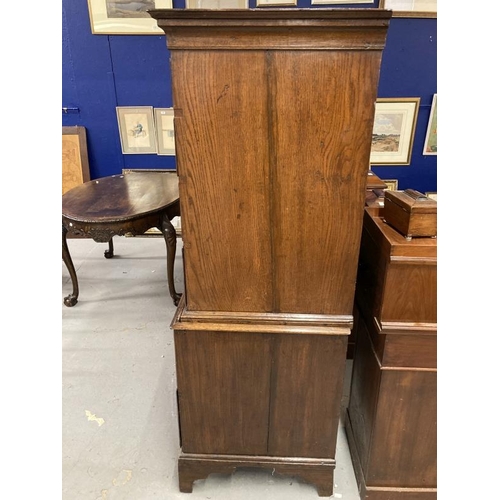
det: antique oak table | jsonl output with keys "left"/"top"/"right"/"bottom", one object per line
{"left": 62, "top": 172, "right": 180, "bottom": 307}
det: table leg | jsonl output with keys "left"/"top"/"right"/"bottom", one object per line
{"left": 160, "top": 213, "right": 182, "bottom": 306}
{"left": 62, "top": 225, "right": 79, "bottom": 307}
{"left": 104, "top": 237, "right": 114, "bottom": 259}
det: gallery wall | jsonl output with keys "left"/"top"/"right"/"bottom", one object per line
{"left": 62, "top": 0, "right": 437, "bottom": 193}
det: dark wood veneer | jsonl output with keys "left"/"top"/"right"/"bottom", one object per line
{"left": 346, "top": 208, "right": 437, "bottom": 500}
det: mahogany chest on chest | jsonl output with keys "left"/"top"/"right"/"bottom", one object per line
{"left": 149, "top": 8, "right": 391, "bottom": 496}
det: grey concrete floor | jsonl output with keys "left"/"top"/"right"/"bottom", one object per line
{"left": 62, "top": 235, "right": 360, "bottom": 500}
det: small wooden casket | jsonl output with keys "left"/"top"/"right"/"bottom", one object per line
{"left": 384, "top": 189, "right": 437, "bottom": 238}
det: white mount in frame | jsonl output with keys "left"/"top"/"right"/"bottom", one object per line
{"left": 154, "top": 108, "right": 176, "bottom": 156}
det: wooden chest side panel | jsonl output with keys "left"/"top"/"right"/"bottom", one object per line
{"left": 171, "top": 51, "right": 273, "bottom": 312}
{"left": 381, "top": 264, "right": 437, "bottom": 323}
{"left": 355, "top": 220, "right": 388, "bottom": 322}
{"left": 174, "top": 330, "right": 272, "bottom": 455}
{"left": 268, "top": 334, "right": 348, "bottom": 458}
{"left": 368, "top": 370, "right": 437, "bottom": 488}
{"left": 271, "top": 51, "right": 382, "bottom": 314}
{"left": 383, "top": 333, "right": 437, "bottom": 369}
{"left": 347, "top": 312, "right": 382, "bottom": 472}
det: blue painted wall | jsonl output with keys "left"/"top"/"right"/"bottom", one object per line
{"left": 62, "top": 0, "right": 437, "bottom": 192}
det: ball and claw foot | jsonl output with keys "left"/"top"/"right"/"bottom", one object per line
{"left": 64, "top": 294, "right": 78, "bottom": 307}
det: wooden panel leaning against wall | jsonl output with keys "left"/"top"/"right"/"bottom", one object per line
{"left": 62, "top": 126, "right": 90, "bottom": 195}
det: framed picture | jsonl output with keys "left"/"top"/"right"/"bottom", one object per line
{"left": 154, "top": 108, "right": 176, "bottom": 156}
{"left": 257, "top": 0, "right": 297, "bottom": 5}
{"left": 383, "top": 179, "right": 398, "bottom": 191}
{"left": 379, "top": 0, "right": 437, "bottom": 18}
{"left": 116, "top": 106, "right": 157, "bottom": 154}
{"left": 313, "top": 0, "right": 373, "bottom": 4}
{"left": 87, "top": 0, "right": 172, "bottom": 35}
{"left": 62, "top": 126, "right": 90, "bottom": 195}
{"left": 370, "top": 97, "right": 420, "bottom": 166}
{"left": 423, "top": 94, "right": 437, "bottom": 155}
{"left": 186, "top": 0, "right": 248, "bottom": 8}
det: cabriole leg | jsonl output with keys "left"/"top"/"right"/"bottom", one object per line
{"left": 160, "top": 213, "right": 182, "bottom": 306}
{"left": 62, "top": 225, "right": 79, "bottom": 307}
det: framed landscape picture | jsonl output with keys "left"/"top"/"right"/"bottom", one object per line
{"left": 116, "top": 106, "right": 157, "bottom": 154}
{"left": 423, "top": 94, "right": 437, "bottom": 155}
{"left": 370, "top": 97, "right": 420, "bottom": 166}
{"left": 87, "top": 0, "right": 172, "bottom": 35}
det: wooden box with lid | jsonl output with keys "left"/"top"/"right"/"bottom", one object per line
{"left": 384, "top": 189, "right": 437, "bottom": 238}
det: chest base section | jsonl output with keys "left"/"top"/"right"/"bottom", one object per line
{"left": 172, "top": 299, "right": 351, "bottom": 497}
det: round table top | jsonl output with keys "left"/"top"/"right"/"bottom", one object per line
{"left": 62, "top": 173, "right": 179, "bottom": 223}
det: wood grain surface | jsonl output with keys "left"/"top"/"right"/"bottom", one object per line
{"left": 172, "top": 50, "right": 273, "bottom": 312}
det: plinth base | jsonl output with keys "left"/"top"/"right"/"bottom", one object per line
{"left": 178, "top": 452, "right": 336, "bottom": 497}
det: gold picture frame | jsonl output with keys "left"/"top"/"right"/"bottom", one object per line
{"left": 423, "top": 94, "right": 437, "bottom": 155}
{"left": 380, "top": 0, "right": 437, "bottom": 18}
{"left": 154, "top": 108, "right": 176, "bottom": 156}
{"left": 87, "top": 0, "right": 172, "bottom": 35}
{"left": 116, "top": 106, "right": 157, "bottom": 154}
{"left": 62, "top": 126, "right": 91, "bottom": 195}
{"left": 383, "top": 179, "right": 399, "bottom": 191}
{"left": 313, "top": 0, "right": 373, "bottom": 4}
{"left": 370, "top": 97, "right": 420, "bottom": 166}
{"left": 186, "top": 0, "right": 248, "bottom": 8}
{"left": 257, "top": 0, "right": 297, "bottom": 6}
